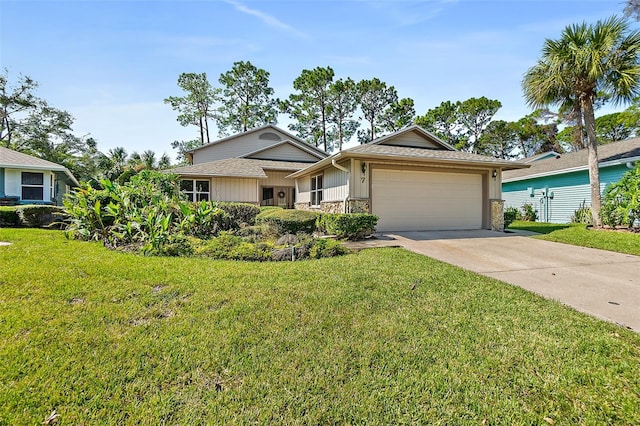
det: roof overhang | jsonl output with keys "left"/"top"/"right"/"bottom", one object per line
{"left": 287, "top": 151, "right": 529, "bottom": 179}
{"left": 502, "top": 156, "right": 640, "bottom": 183}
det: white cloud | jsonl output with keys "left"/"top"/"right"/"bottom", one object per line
{"left": 223, "top": 0, "right": 309, "bottom": 39}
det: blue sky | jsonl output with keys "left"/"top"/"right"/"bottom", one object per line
{"left": 0, "top": 0, "right": 629, "bottom": 159}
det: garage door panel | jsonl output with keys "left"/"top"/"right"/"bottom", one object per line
{"left": 372, "top": 169, "right": 483, "bottom": 231}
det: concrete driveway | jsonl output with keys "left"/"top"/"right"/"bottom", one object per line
{"left": 386, "top": 230, "right": 640, "bottom": 332}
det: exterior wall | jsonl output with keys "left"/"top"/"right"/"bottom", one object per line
{"left": 4, "top": 168, "right": 55, "bottom": 204}
{"left": 263, "top": 170, "right": 295, "bottom": 187}
{"left": 211, "top": 177, "right": 258, "bottom": 203}
{"left": 295, "top": 178, "right": 311, "bottom": 204}
{"left": 502, "top": 165, "right": 628, "bottom": 223}
{"left": 381, "top": 133, "right": 441, "bottom": 149}
{"left": 248, "top": 144, "right": 320, "bottom": 162}
{"left": 351, "top": 159, "right": 369, "bottom": 198}
{"left": 193, "top": 128, "right": 321, "bottom": 164}
{"left": 322, "top": 162, "right": 349, "bottom": 202}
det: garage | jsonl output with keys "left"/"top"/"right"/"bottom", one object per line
{"left": 372, "top": 168, "right": 484, "bottom": 231}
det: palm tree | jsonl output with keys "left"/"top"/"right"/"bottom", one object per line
{"left": 522, "top": 16, "right": 640, "bottom": 227}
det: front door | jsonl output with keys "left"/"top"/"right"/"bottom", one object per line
{"left": 261, "top": 187, "right": 293, "bottom": 208}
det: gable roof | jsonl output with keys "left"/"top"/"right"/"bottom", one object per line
{"left": 169, "top": 158, "right": 313, "bottom": 179}
{"left": 0, "top": 146, "right": 79, "bottom": 185}
{"left": 288, "top": 126, "right": 528, "bottom": 178}
{"left": 240, "top": 139, "right": 325, "bottom": 161}
{"left": 187, "top": 124, "right": 328, "bottom": 158}
{"left": 503, "top": 137, "right": 640, "bottom": 182}
{"left": 522, "top": 151, "right": 562, "bottom": 163}
{"left": 368, "top": 125, "right": 456, "bottom": 151}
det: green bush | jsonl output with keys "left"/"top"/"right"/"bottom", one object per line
{"left": 218, "top": 202, "right": 261, "bottom": 228}
{"left": 571, "top": 200, "right": 593, "bottom": 225}
{"left": 256, "top": 209, "right": 318, "bottom": 235}
{"left": 601, "top": 164, "right": 640, "bottom": 228}
{"left": 309, "top": 238, "right": 350, "bottom": 258}
{"left": 0, "top": 207, "right": 20, "bottom": 227}
{"left": 316, "top": 213, "right": 378, "bottom": 240}
{"left": 521, "top": 203, "right": 538, "bottom": 222}
{"left": 504, "top": 207, "right": 519, "bottom": 228}
{"left": 16, "top": 205, "right": 66, "bottom": 228}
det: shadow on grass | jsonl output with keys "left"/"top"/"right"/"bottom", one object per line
{"left": 507, "top": 221, "right": 575, "bottom": 235}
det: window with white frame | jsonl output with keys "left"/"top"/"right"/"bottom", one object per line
{"left": 310, "top": 174, "right": 323, "bottom": 206}
{"left": 180, "top": 179, "right": 210, "bottom": 201}
{"left": 21, "top": 172, "right": 44, "bottom": 201}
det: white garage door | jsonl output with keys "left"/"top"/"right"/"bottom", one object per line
{"left": 372, "top": 169, "right": 483, "bottom": 231}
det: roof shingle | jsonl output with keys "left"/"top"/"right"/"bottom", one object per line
{"left": 168, "top": 158, "right": 314, "bottom": 178}
{"left": 503, "top": 138, "right": 640, "bottom": 181}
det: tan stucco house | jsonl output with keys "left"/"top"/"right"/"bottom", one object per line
{"left": 170, "top": 124, "right": 528, "bottom": 231}
{"left": 0, "top": 146, "right": 79, "bottom": 206}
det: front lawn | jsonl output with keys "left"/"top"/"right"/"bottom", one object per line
{"left": 1, "top": 228, "right": 639, "bottom": 424}
{"left": 509, "top": 220, "right": 640, "bottom": 256}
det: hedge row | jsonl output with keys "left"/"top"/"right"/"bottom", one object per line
{"left": 0, "top": 205, "right": 66, "bottom": 228}
{"left": 255, "top": 208, "right": 378, "bottom": 240}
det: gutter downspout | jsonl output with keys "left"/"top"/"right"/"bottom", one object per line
{"left": 331, "top": 159, "right": 350, "bottom": 213}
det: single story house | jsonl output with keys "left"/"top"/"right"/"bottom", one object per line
{"left": 171, "top": 124, "right": 528, "bottom": 232}
{"left": 171, "top": 124, "right": 328, "bottom": 208}
{"left": 0, "top": 146, "right": 79, "bottom": 206}
{"left": 502, "top": 137, "right": 640, "bottom": 223}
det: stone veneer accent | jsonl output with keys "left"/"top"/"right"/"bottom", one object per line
{"left": 347, "top": 199, "right": 370, "bottom": 213}
{"left": 295, "top": 199, "right": 371, "bottom": 214}
{"left": 490, "top": 199, "right": 505, "bottom": 232}
{"left": 320, "top": 201, "right": 344, "bottom": 214}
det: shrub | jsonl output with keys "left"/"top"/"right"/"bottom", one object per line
{"left": 0, "top": 207, "right": 20, "bottom": 227}
{"left": 571, "top": 200, "right": 593, "bottom": 225}
{"left": 601, "top": 164, "right": 640, "bottom": 228}
{"left": 521, "top": 203, "right": 538, "bottom": 222}
{"left": 316, "top": 213, "right": 378, "bottom": 240}
{"left": 256, "top": 209, "right": 318, "bottom": 235}
{"left": 309, "top": 238, "right": 350, "bottom": 258}
{"left": 218, "top": 202, "right": 261, "bottom": 228}
{"left": 16, "top": 205, "right": 66, "bottom": 228}
{"left": 503, "top": 207, "right": 519, "bottom": 228}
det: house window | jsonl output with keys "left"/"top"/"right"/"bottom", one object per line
{"left": 310, "top": 174, "right": 323, "bottom": 207}
{"left": 21, "top": 172, "right": 44, "bottom": 201}
{"left": 180, "top": 179, "right": 210, "bottom": 201}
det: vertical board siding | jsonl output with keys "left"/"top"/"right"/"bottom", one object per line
{"left": 322, "top": 165, "right": 349, "bottom": 201}
{"left": 263, "top": 171, "right": 295, "bottom": 187}
{"left": 502, "top": 165, "right": 631, "bottom": 223}
{"left": 295, "top": 178, "right": 311, "bottom": 203}
{"left": 211, "top": 177, "right": 257, "bottom": 202}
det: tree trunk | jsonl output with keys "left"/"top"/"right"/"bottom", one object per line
{"left": 581, "top": 97, "right": 602, "bottom": 228}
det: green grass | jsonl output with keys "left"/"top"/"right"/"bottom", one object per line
{"left": 1, "top": 228, "right": 639, "bottom": 424}
{"left": 509, "top": 220, "right": 640, "bottom": 256}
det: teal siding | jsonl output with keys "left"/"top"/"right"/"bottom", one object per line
{"left": 502, "top": 164, "right": 631, "bottom": 223}
{"left": 0, "top": 168, "right": 4, "bottom": 197}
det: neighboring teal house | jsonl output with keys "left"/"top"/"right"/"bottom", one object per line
{"left": 502, "top": 138, "right": 640, "bottom": 223}
{"left": 0, "top": 146, "right": 79, "bottom": 206}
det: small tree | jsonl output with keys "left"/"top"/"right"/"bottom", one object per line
{"left": 601, "top": 163, "right": 640, "bottom": 228}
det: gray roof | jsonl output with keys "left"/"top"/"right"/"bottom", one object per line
{"left": 0, "top": 146, "right": 79, "bottom": 185}
{"left": 168, "top": 158, "right": 315, "bottom": 178}
{"left": 503, "top": 137, "right": 640, "bottom": 181}
{"left": 187, "top": 124, "right": 328, "bottom": 158}
{"left": 346, "top": 144, "right": 528, "bottom": 167}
